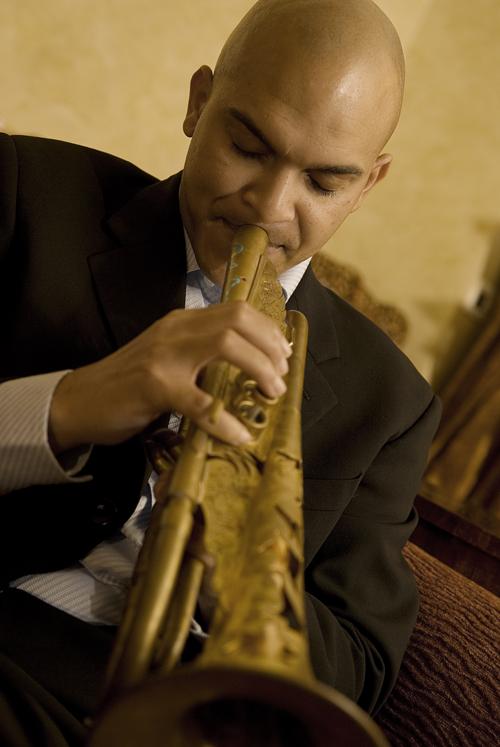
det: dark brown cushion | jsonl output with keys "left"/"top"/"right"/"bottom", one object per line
{"left": 375, "top": 542, "right": 500, "bottom": 746}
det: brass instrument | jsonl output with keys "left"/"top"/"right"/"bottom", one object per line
{"left": 89, "top": 226, "right": 388, "bottom": 747}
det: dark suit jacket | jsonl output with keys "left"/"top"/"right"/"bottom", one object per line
{"left": 0, "top": 133, "right": 441, "bottom": 714}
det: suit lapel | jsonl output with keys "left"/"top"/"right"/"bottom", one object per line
{"left": 287, "top": 265, "right": 340, "bottom": 434}
{"left": 88, "top": 172, "right": 186, "bottom": 348}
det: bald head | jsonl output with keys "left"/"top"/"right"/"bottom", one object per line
{"left": 180, "top": 0, "right": 406, "bottom": 284}
{"left": 214, "top": 0, "right": 405, "bottom": 149}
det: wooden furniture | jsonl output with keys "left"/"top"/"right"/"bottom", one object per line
{"left": 412, "top": 492, "right": 500, "bottom": 596}
{"left": 311, "top": 253, "right": 408, "bottom": 346}
{"left": 424, "top": 296, "right": 500, "bottom": 528}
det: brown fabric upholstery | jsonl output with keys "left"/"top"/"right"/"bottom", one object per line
{"left": 375, "top": 542, "right": 500, "bottom": 746}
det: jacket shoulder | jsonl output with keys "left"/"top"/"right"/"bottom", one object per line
{"left": 0, "top": 134, "right": 19, "bottom": 260}
{"left": 3, "top": 133, "right": 158, "bottom": 215}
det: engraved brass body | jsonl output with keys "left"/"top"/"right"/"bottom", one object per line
{"left": 90, "top": 226, "right": 388, "bottom": 746}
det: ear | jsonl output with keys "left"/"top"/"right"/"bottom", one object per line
{"left": 183, "top": 65, "right": 214, "bottom": 137}
{"left": 350, "top": 153, "right": 392, "bottom": 212}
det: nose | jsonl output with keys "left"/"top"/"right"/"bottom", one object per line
{"left": 241, "top": 165, "right": 296, "bottom": 226}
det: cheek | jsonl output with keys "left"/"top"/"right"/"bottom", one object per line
{"left": 193, "top": 139, "right": 251, "bottom": 201}
{"left": 298, "top": 199, "right": 352, "bottom": 250}
{"left": 211, "top": 156, "right": 265, "bottom": 208}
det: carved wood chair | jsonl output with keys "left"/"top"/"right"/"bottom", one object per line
{"left": 311, "top": 253, "right": 408, "bottom": 347}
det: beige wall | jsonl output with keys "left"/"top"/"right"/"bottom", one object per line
{"left": 330, "top": 0, "right": 500, "bottom": 382}
{"left": 2, "top": 0, "right": 499, "bottom": 382}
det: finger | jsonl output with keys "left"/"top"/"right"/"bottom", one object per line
{"left": 206, "top": 328, "right": 287, "bottom": 399}
{"left": 182, "top": 303, "right": 291, "bottom": 375}
{"left": 219, "top": 302, "right": 292, "bottom": 373}
{"left": 180, "top": 388, "right": 253, "bottom": 446}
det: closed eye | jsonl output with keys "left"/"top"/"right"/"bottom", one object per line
{"left": 308, "top": 176, "right": 337, "bottom": 198}
{"left": 233, "top": 141, "right": 337, "bottom": 197}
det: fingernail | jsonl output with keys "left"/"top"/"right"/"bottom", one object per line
{"left": 274, "top": 377, "right": 287, "bottom": 397}
{"left": 277, "top": 358, "right": 289, "bottom": 376}
{"left": 282, "top": 340, "right": 293, "bottom": 357}
{"left": 236, "top": 427, "right": 253, "bottom": 445}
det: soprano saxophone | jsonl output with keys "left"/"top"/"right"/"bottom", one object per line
{"left": 89, "top": 226, "right": 388, "bottom": 747}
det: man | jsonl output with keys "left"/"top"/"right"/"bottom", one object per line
{"left": 0, "top": 0, "right": 440, "bottom": 743}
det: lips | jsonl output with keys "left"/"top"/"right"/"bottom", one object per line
{"left": 217, "top": 217, "right": 287, "bottom": 252}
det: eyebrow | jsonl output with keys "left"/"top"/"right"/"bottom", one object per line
{"left": 227, "top": 107, "right": 364, "bottom": 178}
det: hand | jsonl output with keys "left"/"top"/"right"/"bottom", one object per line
{"left": 48, "top": 302, "right": 291, "bottom": 454}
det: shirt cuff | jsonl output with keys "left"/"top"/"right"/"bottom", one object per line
{"left": 0, "top": 371, "right": 93, "bottom": 494}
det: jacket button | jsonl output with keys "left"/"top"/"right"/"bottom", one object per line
{"left": 91, "top": 501, "right": 118, "bottom": 527}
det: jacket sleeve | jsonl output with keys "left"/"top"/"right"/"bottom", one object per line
{"left": 0, "top": 134, "right": 153, "bottom": 586}
{"left": 0, "top": 133, "right": 17, "bottom": 265}
{"left": 304, "top": 393, "right": 441, "bottom": 714}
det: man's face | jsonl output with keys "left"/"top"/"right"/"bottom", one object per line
{"left": 179, "top": 60, "right": 391, "bottom": 286}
